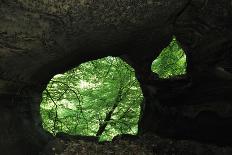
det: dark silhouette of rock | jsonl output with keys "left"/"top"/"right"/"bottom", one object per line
{"left": 0, "top": 0, "right": 232, "bottom": 154}
{"left": 112, "top": 134, "right": 138, "bottom": 142}
{"left": 56, "top": 132, "right": 98, "bottom": 142}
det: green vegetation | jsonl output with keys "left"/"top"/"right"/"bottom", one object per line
{"left": 40, "top": 57, "right": 142, "bottom": 141}
{"left": 152, "top": 38, "right": 186, "bottom": 78}
{"left": 40, "top": 37, "right": 186, "bottom": 141}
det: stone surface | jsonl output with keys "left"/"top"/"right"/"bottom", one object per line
{"left": 137, "top": 0, "right": 232, "bottom": 144}
{"left": 41, "top": 134, "right": 232, "bottom": 155}
{"left": 0, "top": 0, "right": 232, "bottom": 154}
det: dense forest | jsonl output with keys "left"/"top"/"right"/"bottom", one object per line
{"left": 40, "top": 37, "right": 186, "bottom": 141}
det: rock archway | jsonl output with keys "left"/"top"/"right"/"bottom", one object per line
{"left": 0, "top": 0, "right": 232, "bottom": 154}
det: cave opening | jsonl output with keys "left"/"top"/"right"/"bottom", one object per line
{"left": 40, "top": 37, "right": 187, "bottom": 142}
{"left": 151, "top": 37, "right": 187, "bottom": 78}
{"left": 1, "top": 0, "right": 232, "bottom": 154}
{"left": 40, "top": 57, "right": 143, "bottom": 141}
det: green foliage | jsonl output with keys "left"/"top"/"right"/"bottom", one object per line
{"left": 152, "top": 38, "right": 186, "bottom": 78}
{"left": 40, "top": 37, "right": 187, "bottom": 141}
{"left": 40, "top": 57, "right": 143, "bottom": 141}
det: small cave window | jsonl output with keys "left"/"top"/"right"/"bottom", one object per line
{"left": 152, "top": 37, "right": 187, "bottom": 78}
{"left": 40, "top": 57, "right": 143, "bottom": 141}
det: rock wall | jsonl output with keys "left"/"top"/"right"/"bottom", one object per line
{"left": 0, "top": 80, "right": 52, "bottom": 155}
{"left": 137, "top": 0, "right": 232, "bottom": 144}
{"left": 0, "top": 0, "right": 232, "bottom": 154}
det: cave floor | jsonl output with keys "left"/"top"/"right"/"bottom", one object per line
{"left": 41, "top": 134, "right": 232, "bottom": 155}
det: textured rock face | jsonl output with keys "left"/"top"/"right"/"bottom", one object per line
{"left": 0, "top": 0, "right": 187, "bottom": 84}
{"left": 0, "top": 0, "right": 232, "bottom": 154}
{"left": 0, "top": 81, "right": 52, "bottom": 155}
{"left": 138, "top": 0, "right": 232, "bottom": 144}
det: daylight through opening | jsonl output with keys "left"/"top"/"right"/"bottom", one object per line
{"left": 40, "top": 37, "right": 187, "bottom": 141}
{"left": 40, "top": 57, "right": 143, "bottom": 141}
{"left": 152, "top": 37, "right": 187, "bottom": 78}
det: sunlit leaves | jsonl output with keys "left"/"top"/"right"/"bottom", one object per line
{"left": 40, "top": 37, "right": 187, "bottom": 141}
{"left": 40, "top": 57, "right": 142, "bottom": 141}
{"left": 152, "top": 37, "right": 187, "bottom": 78}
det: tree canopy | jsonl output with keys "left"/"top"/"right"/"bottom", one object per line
{"left": 40, "top": 37, "right": 186, "bottom": 141}
{"left": 152, "top": 38, "right": 186, "bottom": 78}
